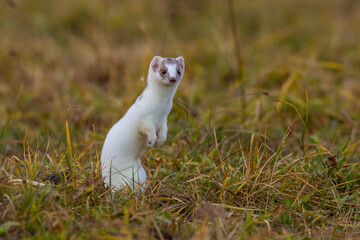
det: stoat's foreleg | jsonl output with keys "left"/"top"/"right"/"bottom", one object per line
{"left": 139, "top": 122, "right": 157, "bottom": 149}
{"left": 155, "top": 123, "right": 167, "bottom": 147}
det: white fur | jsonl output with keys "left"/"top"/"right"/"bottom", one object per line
{"left": 101, "top": 56, "right": 185, "bottom": 191}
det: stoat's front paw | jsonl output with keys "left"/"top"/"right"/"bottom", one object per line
{"left": 147, "top": 135, "right": 157, "bottom": 149}
{"left": 155, "top": 135, "right": 166, "bottom": 148}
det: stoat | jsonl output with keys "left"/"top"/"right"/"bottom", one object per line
{"left": 101, "top": 56, "right": 185, "bottom": 190}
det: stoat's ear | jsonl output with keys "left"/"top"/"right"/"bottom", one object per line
{"left": 176, "top": 56, "right": 185, "bottom": 70}
{"left": 150, "top": 56, "right": 162, "bottom": 72}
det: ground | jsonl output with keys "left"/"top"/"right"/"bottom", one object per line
{"left": 1, "top": 0, "right": 360, "bottom": 239}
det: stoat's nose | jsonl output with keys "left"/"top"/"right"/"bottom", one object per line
{"left": 169, "top": 78, "right": 176, "bottom": 83}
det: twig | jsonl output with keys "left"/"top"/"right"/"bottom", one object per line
{"left": 174, "top": 99, "right": 215, "bottom": 143}
{"left": 227, "top": 0, "right": 247, "bottom": 120}
{"left": 227, "top": 0, "right": 244, "bottom": 81}
{"left": 9, "top": 179, "right": 46, "bottom": 187}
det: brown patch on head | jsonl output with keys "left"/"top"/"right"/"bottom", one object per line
{"left": 165, "top": 57, "right": 184, "bottom": 76}
{"left": 159, "top": 61, "right": 169, "bottom": 78}
{"left": 164, "top": 58, "right": 177, "bottom": 65}
{"left": 176, "top": 56, "right": 185, "bottom": 73}
{"left": 151, "top": 56, "right": 161, "bottom": 72}
{"left": 152, "top": 61, "right": 158, "bottom": 71}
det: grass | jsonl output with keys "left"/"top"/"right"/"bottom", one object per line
{"left": 1, "top": 0, "right": 360, "bottom": 239}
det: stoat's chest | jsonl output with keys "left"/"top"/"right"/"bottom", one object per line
{"left": 148, "top": 102, "right": 171, "bottom": 129}
{"left": 130, "top": 96, "right": 171, "bottom": 127}
{"left": 131, "top": 87, "right": 174, "bottom": 128}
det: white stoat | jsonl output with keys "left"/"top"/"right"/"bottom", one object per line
{"left": 101, "top": 56, "right": 185, "bottom": 190}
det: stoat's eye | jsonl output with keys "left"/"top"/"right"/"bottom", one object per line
{"left": 161, "top": 70, "right": 167, "bottom": 74}
{"left": 177, "top": 70, "right": 181, "bottom": 75}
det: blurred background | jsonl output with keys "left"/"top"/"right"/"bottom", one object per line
{"left": 0, "top": 0, "right": 360, "bottom": 157}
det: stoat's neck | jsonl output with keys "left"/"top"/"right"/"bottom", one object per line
{"left": 145, "top": 78, "right": 178, "bottom": 104}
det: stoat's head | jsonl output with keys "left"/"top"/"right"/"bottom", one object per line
{"left": 148, "top": 56, "right": 185, "bottom": 86}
